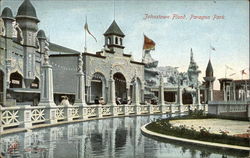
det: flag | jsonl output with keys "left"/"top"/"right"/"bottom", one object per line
{"left": 241, "top": 69, "right": 247, "bottom": 75}
{"left": 143, "top": 35, "right": 155, "bottom": 50}
{"left": 84, "top": 22, "right": 97, "bottom": 42}
{"left": 210, "top": 45, "right": 216, "bottom": 51}
{"left": 229, "top": 73, "right": 236, "bottom": 76}
{"left": 225, "top": 65, "right": 233, "bottom": 70}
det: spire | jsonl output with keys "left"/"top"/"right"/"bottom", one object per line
{"left": 104, "top": 20, "right": 125, "bottom": 37}
{"left": 206, "top": 59, "right": 214, "bottom": 77}
{"left": 190, "top": 48, "right": 194, "bottom": 63}
{"left": 16, "top": 0, "right": 39, "bottom": 22}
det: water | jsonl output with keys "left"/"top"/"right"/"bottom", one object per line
{"left": 0, "top": 115, "right": 248, "bottom": 158}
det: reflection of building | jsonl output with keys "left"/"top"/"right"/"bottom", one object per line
{"left": 0, "top": 0, "right": 144, "bottom": 106}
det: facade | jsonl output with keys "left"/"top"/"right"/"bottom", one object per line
{"left": 0, "top": 1, "right": 43, "bottom": 107}
{"left": 0, "top": 0, "right": 145, "bottom": 107}
{"left": 50, "top": 20, "right": 145, "bottom": 105}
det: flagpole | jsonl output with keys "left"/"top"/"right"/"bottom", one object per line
{"left": 142, "top": 34, "right": 144, "bottom": 62}
{"left": 84, "top": 16, "right": 87, "bottom": 52}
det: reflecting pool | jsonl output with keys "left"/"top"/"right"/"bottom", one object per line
{"left": 0, "top": 115, "right": 248, "bottom": 158}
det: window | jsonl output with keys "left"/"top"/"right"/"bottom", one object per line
{"left": 108, "top": 37, "right": 111, "bottom": 44}
{"left": 115, "top": 37, "right": 118, "bottom": 44}
{"left": 120, "top": 38, "right": 123, "bottom": 45}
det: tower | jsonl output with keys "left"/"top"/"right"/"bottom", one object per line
{"left": 15, "top": 0, "right": 40, "bottom": 87}
{"left": 187, "top": 48, "right": 201, "bottom": 87}
{"left": 104, "top": 20, "right": 125, "bottom": 54}
{"left": 1, "top": 7, "right": 15, "bottom": 38}
{"left": 203, "top": 60, "right": 215, "bottom": 102}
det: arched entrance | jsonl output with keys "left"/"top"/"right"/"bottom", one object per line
{"left": 91, "top": 72, "right": 106, "bottom": 103}
{"left": 182, "top": 92, "right": 193, "bottom": 104}
{"left": 10, "top": 71, "right": 23, "bottom": 88}
{"left": 0, "top": 70, "right": 4, "bottom": 105}
{"left": 113, "top": 72, "right": 126, "bottom": 101}
{"left": 30, "top": 77, "right": 39, "bottom": 89}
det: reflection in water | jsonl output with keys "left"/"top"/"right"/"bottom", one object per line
{"left": 0, "top": 115, "right": 247, "bottom": 158}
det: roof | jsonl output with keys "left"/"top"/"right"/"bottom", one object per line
{"left": 37, "top": 30, "right": 46, "bottom": 39}
{"left": 16, "top": 0, "right": 38, "bottom": 19}
{"left": 206, "top": 59, "right": 213, "bottom": 77}
{"left": 49, "top": 42, "right": 80, "bottom": 54}
{"left": 104, "top": 20, "right": 125, "bottom": 37}
{"left": 1, "top": 7, "right": 14, "bottom": 19}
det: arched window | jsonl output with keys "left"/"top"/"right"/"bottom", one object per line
{"left": 30, "top": 77, "right": 39, "bottom": 89}
{"left": 108, "top": 37, "right": 111, "bottom": 44}
{"left": 115, "top": 37, "right": 118, "bottom": 44}
{"left": 10, "top": 71, "right": 23, "bottom": 88}
{"left": 120, "top": 38, "right": 123, "bottom": 45}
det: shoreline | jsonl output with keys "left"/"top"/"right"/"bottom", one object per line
{"left": 141, "top": 123, "right": 250, "bottom": 151}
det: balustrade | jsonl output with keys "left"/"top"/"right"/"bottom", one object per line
{"left": 0, "top": 103, "right": 207, "bottom": 133}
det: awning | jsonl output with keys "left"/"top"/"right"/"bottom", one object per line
{"left": 8, "top": 88, "right": 40, "bottom": 93}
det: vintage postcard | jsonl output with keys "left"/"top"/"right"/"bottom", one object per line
{"left": 0, "top": 0, "right": 249, "bottom": 158}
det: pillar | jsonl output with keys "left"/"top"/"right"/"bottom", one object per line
{"left": 208, "top": 81, "right": 213, "bottom": 102}
{"left": 133, "top": 79, "right": 140, "bottom": 106}
{"left": 19, "top": 105, "right": 32, "bottom": 129}
{"left": 158, "top": 75, "right": 165, "bottom": 106}
{"left": 233, "top": 82, "right": 236, "bottom": 101}
{"left": 38, "top": 41, "right": 57, "bottom": 124}
{"left": 107, "top": 68, "right": 117, "bottom": 116}
{"left": 86, "top": 86, "right": 91, "bottom": 103}
{"left": 177, "top": 86, "right": 183, "bottom": 105}
{"left": 133, "top": 75, "right": 140, "bottom": 114}
{"left": 74, "top": 53, "right": 87, "bottom": 119}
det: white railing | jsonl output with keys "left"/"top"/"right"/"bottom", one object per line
{"left": 152, "top": 105, "right": 161, "bottom": 113}
{"left": 72, "top": 106, "right": 80, "bottom": 119}
{"left": 0, "top": 103, "right": 208, "bottom": 133}
{"left": 86, "top": 106, "right": 97, "bottom": 117}
{"left": 101, "top": 106, "right": 111, "bottom": 116}
{"left": 126, "top": 105, "right": 135, "bottom": 114}
{"left": 0, "top": 106, "right": 20, "bottom": 128}
{"left": 140, "top": 105, "right": 149, "bottom": 114}
{"left": 117, "top": 105, "right": 124, "bottom": 115}
{"left": 31, "top": 106, "right": 46, "bottom": 124}
{"left": 56, "top": 108, "right": 65, "bottom": 120}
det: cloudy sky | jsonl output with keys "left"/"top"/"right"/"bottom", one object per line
{"left": 1, "top": 0, "right": 249, "bottom": 89}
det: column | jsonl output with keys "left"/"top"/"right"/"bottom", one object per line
{"left": 38, "top": 41, "right": 57, "bottom": 124}
{"left": 223, "top": 82, "right": 227, "bottom": 101}
{"left": 19, "top": 105, "right": 32, "bottom": 129}
{"left": 177, "top": 86, "right": 183, "bottom": 105}
{"left": 133, "top": 76, "right": 140, "bottom": 114}
{"left": 86, "top": 86, "right": 91, "bottom": 103}
{"left": 208, "top": 81, "right": 213, "bottom": 102}
{"left": 107, "top": 68, "right": 117, "bottom": 116}
{"left": 73, "top": 53, "right": 87, "bottom": 119}
{"left": 233, "top": 82, "right": 236, "bottom": 101}
{"left": 158, "top": 74, "right": 165, "bottom": 113}
{"left": 133, "top": 80, "right": 140, "bottom": 105}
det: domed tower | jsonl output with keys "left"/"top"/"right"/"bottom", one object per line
{"left": 1, "top": 7, "right": 15, "bottom": 37}
{"left": 16, "top": 0, "right": 40, "bottom": 47}
{"left": 203, "top": 59, "right": 216, "bottom": 102}
{"left": 104, "top": 20, "right": 125, "bottom": 54}
{"left": 37, "top": 29, "right": 47, "bottom": 65}
{"left": 16, "top": 0, "right": 40, "bottom": 87}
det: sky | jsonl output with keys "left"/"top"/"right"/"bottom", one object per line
{"left": 1, "top": 0, "right": 249, "bottom": 90}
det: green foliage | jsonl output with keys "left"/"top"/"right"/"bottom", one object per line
{"left": 146, "top": 118, "right": 249, "bottom": 147}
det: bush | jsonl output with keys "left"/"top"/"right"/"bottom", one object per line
{"left": 146, "top": 118, "right": 249, "bottom": 147}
